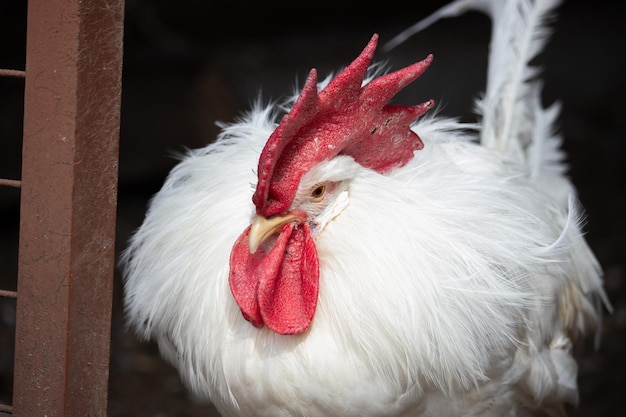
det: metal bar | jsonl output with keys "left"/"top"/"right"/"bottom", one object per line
{"left": 0, "top": 179, "right": 21, "bottom": 188}
{"left": 12, "top": 0, "right": 124, "bottom": 416}
{"left": 0, "top": 69, "right": 25, "bottom": 78}
{"left": 0, "top": 404, "right": 13, "bottom": 413}
{"left": 0, "top": 290, "right": 17, "bottom": 299}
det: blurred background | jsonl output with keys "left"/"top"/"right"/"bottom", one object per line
{"left": 1, "top": 0, "right": 625, "bottom": 416}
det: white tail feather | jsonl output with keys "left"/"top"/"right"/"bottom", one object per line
{"left": 382, "top": 0, "right": 494, "bottom": 53}
{"left": 385, "top": 0, "right": 566, "bottom": 178}
{"left": 526, "top": 83, "right": 566, "bottom": 179}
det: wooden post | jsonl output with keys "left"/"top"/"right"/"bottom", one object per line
{"left": 13, "top": 0, "right": 124, "bottom": 415}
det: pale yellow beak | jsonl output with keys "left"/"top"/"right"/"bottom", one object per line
{"left": 248, "top": 214, "right": 300, "bottom": 254}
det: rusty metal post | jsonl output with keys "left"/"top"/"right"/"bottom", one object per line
{"left": 12, "top": 0, "right": 124, "bottom": 416}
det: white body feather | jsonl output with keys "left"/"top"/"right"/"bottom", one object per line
{"left": 121, "top": 0, "right": 608, "bottom": 416}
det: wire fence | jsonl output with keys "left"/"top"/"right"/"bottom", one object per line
{"left": 0, "top": 41, "right": 26, "bottom": 417}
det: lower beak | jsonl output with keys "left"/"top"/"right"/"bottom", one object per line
{"left": 248, "top": 213, "right": 300, "bottom": 254}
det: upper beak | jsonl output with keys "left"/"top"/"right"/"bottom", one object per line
{"left": 248, "top": 213, "right": 300, "bottom": 254}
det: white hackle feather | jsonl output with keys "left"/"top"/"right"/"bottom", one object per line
{"left": 121, "top": 1, "right": 609, "bottom": 416}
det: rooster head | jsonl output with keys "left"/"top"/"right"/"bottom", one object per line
{"left": 229, "top": 34, "right": 434, "bottom": 335}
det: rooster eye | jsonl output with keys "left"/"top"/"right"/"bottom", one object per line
{"left": 310, "top": 184, "right": 327, "bottom": 200}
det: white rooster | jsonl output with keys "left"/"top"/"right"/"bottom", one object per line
{"left": 121, "top": 0, "right": 609, "bottom": 416}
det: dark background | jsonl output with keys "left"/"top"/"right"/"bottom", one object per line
{"left": 1, "top": 1, "right": 625, "bottom": 416}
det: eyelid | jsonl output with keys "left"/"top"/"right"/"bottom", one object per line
{"left": 311, "top": 183, "right": 326, "bottom": 199}
{"left": 311, "top": 183, "right": 327, "bottom": 200}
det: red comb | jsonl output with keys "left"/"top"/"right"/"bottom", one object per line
{"left": 253, "top": 34, "right": 434, "bottom": 217}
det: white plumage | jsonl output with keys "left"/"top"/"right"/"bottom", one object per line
{"left": 121, "top": 0, "right": 609, "bottom": 416}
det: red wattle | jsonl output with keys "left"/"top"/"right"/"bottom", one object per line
{"left": 229, "top": 222, "right": 320, "bottom": 335}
